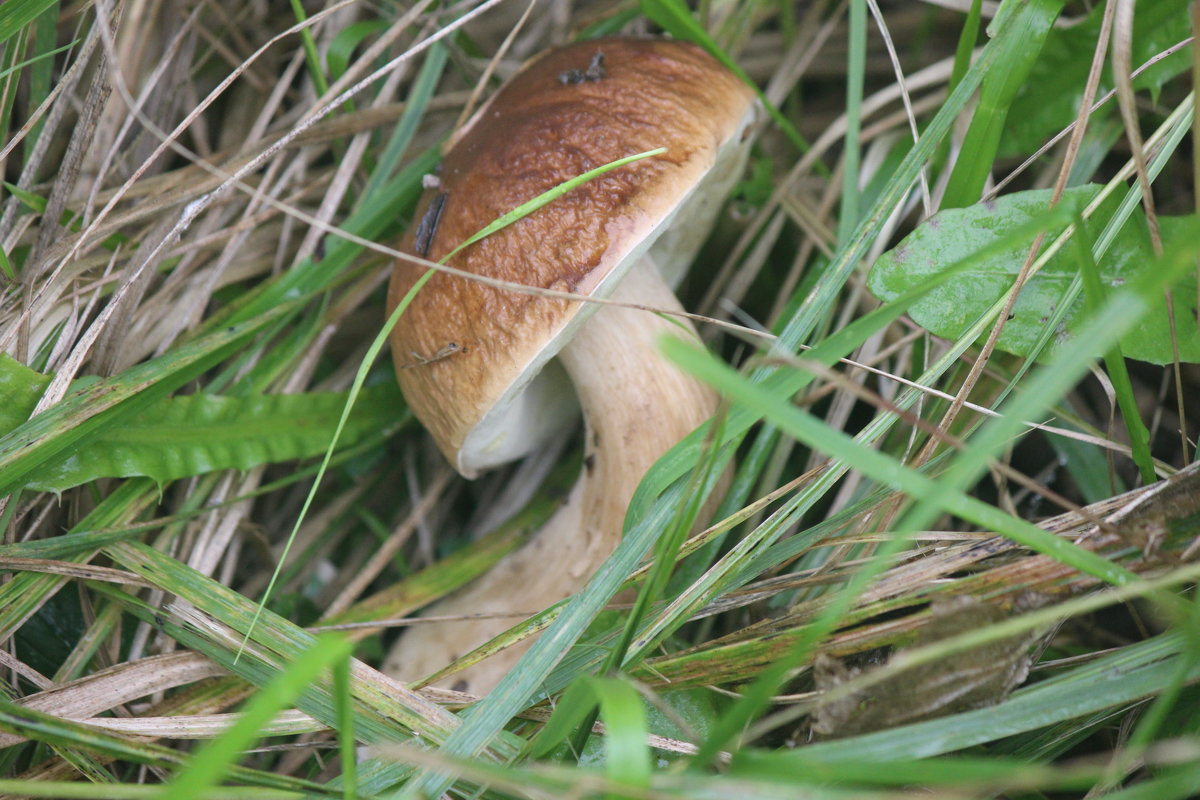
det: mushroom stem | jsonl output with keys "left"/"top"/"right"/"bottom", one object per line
{"left": 385, "top": 260, "right": 719, "bottom": 693}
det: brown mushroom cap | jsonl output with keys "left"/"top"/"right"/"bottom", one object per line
{"left": 389, "top": 37, "right": 756, "bottom": 476}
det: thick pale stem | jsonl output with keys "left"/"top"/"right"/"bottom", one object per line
{"left": 383, "top": 262, "right": 718, "bottom": 693}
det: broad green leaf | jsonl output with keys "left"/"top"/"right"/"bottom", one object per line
{"left": 0, "top": 354, "right": 49, "bottom": 432}
{"left": 530, "top": 676, "right": 650, "bottom": 789}
{"left": 866, "top": 186, "right": 1200, "bottom": 365}
{"left": 0, "top": 354, "right": 406, "bottom": 492}
{"left": 1001, "top": 0, "right": 1192, "bottom": 157}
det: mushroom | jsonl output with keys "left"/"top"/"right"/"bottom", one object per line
{"left": 384, "top": 37, "right": 756, "bottom": 693}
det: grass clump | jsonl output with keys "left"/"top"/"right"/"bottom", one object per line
{"left": 1, "top": 1, "right": 1198, "bottom": 798}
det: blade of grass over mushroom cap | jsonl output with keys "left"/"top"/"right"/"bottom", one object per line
{"left": 241, "top": 147, "right": 666, "bottom": 657}
{"left": 383, "top": 37, "right": 760, "bottom": 686}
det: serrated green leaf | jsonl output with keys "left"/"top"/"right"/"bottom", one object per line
{"left": 866, "top": 186, "right": 1200, "bottom": 365}
{"left": 0, "top": 354, "right": 407, "bottom": 492}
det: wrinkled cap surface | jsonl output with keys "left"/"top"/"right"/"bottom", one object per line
{"left": 389, "top": 37, "right": 756, "bottom": 476}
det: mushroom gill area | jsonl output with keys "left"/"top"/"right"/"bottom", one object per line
{"left": 383, "top": 259, "right": 719, "bottom": 694}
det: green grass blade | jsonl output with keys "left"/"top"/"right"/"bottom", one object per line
{"left": 210, "top": 145, "right": 438, "bottom": 334}
{"left": 288, "top": 0, "right": 329, "bottom": 98}
{"left": 838, "top": 0, "right": 865, "bottom": 241}
{"left": 935, "top": 0, "right": 984, "bottom": 173}
{"left": 0, "top": 37, "right": 73, "bottom": 82}
{"left": 941, "top": 0, "right": 1062, "bottom": 208}
{"left": 0, "top": 783, "right": 302, "bottom": 799}
{"left": 357, "top": 43, "right": 447, "bottom": 205}
{"left": 1072, "top": 210, "right": 1155, "bottom": 483}
{"left": 0, "top": 479, "right": 154, "bottom": 640}
{"left": 0, "top": 0, "right": 56, "bottom": 47}
{"left": 407, "top": 10, "right": 1096, "bottom": 786}
{"left": 532, "top": 676, "right": 650, "bottom": 792}
{"left": 668, "top": 224, "right": 1198, "bottom": 763}
{"left": 590, "top": 677, "right": 651, "bottom": 795}
{"left": 447, "top": 148, "right": 668, "bottom": 255}
{"left": 948, "top": 0, "right": 983, "bottom": 105}
{"left": 0, "top": 700, "right": 330, "bottom": 796}
{"left": 639, "top": 0, "right": 813, "bottom": 157}
{"left": 162, "top": 636, "right": 353, "bottom": 800}
{"left": 96, "top": 543, "right": 481, "bottom": 752}
{"left": 792, "top": 630, "right": 1198, "bottom": 763}
{"left": 332, "top": 652, "right": 358, "bottom": 800}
